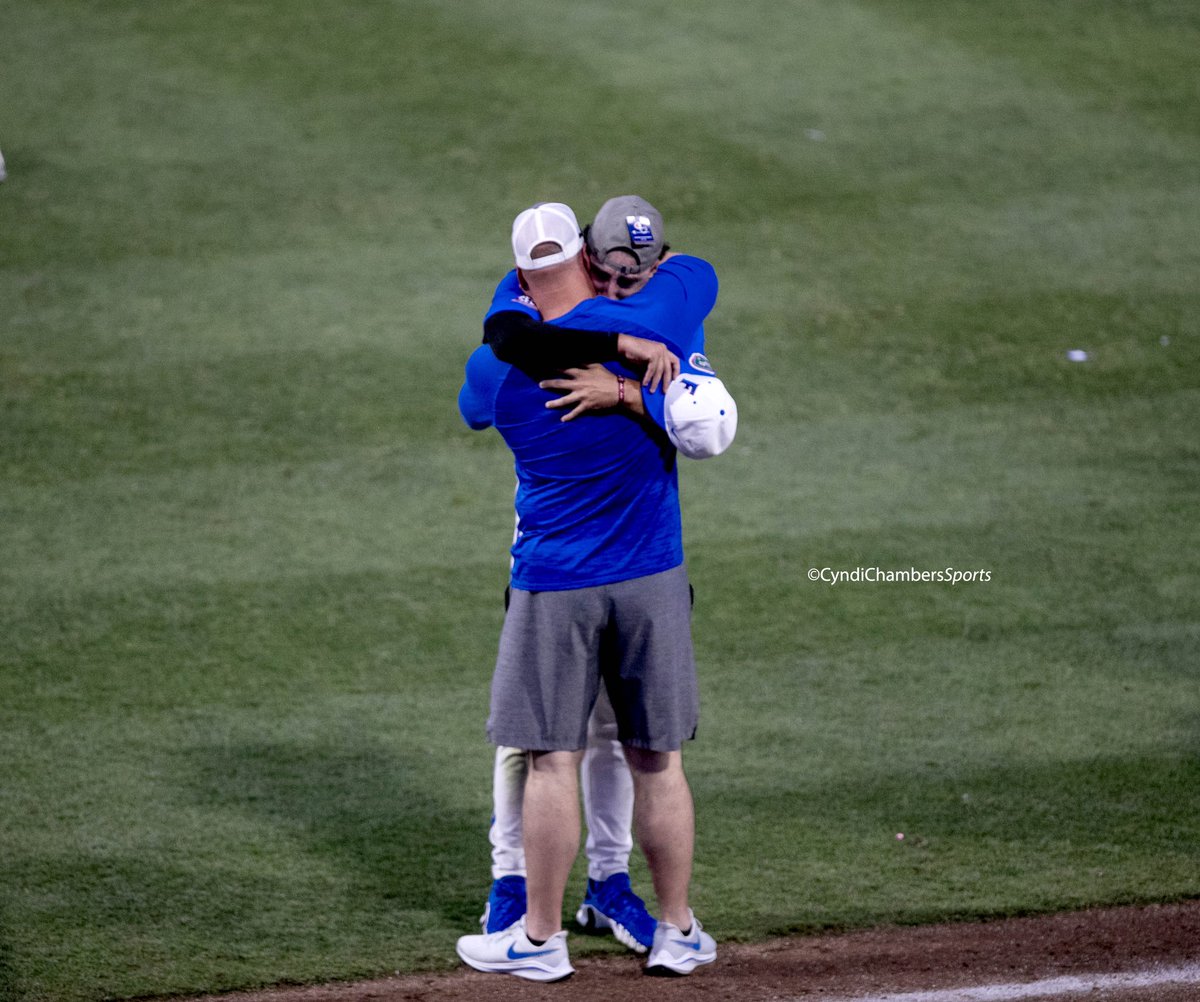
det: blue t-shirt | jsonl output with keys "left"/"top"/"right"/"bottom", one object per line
{"left": 459, "top": 256, "right": 718, "bottom": 591}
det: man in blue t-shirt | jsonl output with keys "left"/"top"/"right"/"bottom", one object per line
{"left": 455, "top": 202, "right": 719, "bottom": 981}
{"left": 472, "top": 196, "right": 737, "bottom": 959}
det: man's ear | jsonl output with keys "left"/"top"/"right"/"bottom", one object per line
{"left": 516, "top": 268, "right": 530, "bottom": 293}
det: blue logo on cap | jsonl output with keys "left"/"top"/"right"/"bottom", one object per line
{"left": 625, "top": 215, "right": 655, "bottom": 247}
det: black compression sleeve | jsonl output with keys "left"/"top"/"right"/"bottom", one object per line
{"left": 484, "top": 311, "right": 621, "bottom": 370}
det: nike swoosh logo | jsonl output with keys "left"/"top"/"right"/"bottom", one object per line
{"left": 671, "top": 938, "right": 704, "bottom": 951}
{"left": 507, "top": 944, "right": 556, "bottom": 960}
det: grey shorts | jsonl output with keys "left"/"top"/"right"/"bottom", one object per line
{"left": 487, "top": 564, "right": 698, "bottom": 753}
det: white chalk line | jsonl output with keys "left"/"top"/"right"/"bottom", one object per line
{"left": 789, "top": 960, "right": 1200, "bottom": 1002}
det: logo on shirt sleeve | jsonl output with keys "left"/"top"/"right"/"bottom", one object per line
{"left": 688, "top": 352, "right": 716, "bottom": 374}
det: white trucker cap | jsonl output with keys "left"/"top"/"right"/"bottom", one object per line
{"left": 664, "top": 374, "right": 738, "bottom": 459}
{"left": 511, "top": 202, "right": 584, "bottom": 271}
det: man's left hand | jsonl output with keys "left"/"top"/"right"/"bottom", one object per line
{"left": 540, "top": 364, "right": 627, "bottom": 422}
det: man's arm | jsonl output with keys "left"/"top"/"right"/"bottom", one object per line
{"left": 539, "top": 355, "right": 738, "bottom": 460}
{"left": 484, "top": 310, "right": 621, "bottom": 370}
{"left": 615, "top": 255, "right": 718, "bottom": 347}
{"left": 458, "top": 345, "right": 505, "bottom": 431}
{"left": 558, "top": 254, "right": 716, "bottom": 389}
{"left": 480, "top": 257, "right": 717, "bottom": 390}
{"left": 537, "top": 364, "right": 649, "bottom": 423}
{"left": 485, "top": 313, "right": 679, "bottom": 391}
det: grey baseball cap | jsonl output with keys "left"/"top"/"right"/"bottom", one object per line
{"left": 585, "top": 195, "right": 666, "bottom": 275}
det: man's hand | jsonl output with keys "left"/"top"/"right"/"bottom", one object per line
{"left": 615, "top": 334, "right": 679, "bottom": 393}
{"left": 540, "top": 364, "right": 642, "bottom": 422}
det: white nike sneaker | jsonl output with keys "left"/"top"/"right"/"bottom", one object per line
{"left": 456, "top": 916, "right": 574, "bottom": 982}
{"left": 645, "top": 910, "right": 716, "bottom": 976}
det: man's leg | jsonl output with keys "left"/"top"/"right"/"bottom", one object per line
{"left": 581, "top": 692, "right": 633, "bottom": 880}
{"left": 480, "top": 745, "right": 528, "bottom": 932}
{"left": 603, "top": 564, "right": 699, "bottom": 929}
{"left": 484, "top": 583, "right": 599, "bottom": 942}
{"left": 456, "top": 747, "right": 582, "bottom": 983}
{"left": 603, "top": 566, "right": 715, "bottom": 975}
{"left": 625, "top": 744, "right": 716, "bottom": 976}
{"left": 576, "top": 692, "right": 657, "bottom": 951}
{"left": 490, "top": 745, "right": 528, "bottom": 877}
{"left": 457, "top": 584, "right": 598, "bottom": 980}
{"left": 623, "top": 747, "right": 694, "bottom": 928}
{"left": 523, "top": 749, "right": 584, "bottom": 941}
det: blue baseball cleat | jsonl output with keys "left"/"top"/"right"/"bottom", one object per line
{"left": 480, "top": 874, "right": 527, "bottom": 934}
{"left": 574, "top": 872, "right": 657, "bottom": 953}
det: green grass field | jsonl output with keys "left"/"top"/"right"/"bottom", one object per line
{"left": 2, "top": 2, "right": 1198, "bottom": 1000}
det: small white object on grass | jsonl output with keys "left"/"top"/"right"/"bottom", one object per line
{"left": 1066, "top": 349, "right": 1089, "bottom": 362}
{"left": 895, "top": 832, "right": 905, "bottom": 841}
{"left": 0, "top": 148, "right": 6, "bottom": 182}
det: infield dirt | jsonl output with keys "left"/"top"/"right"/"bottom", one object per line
{"left": 179, "top": 900, "right": 1200, "bottom": 1002}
